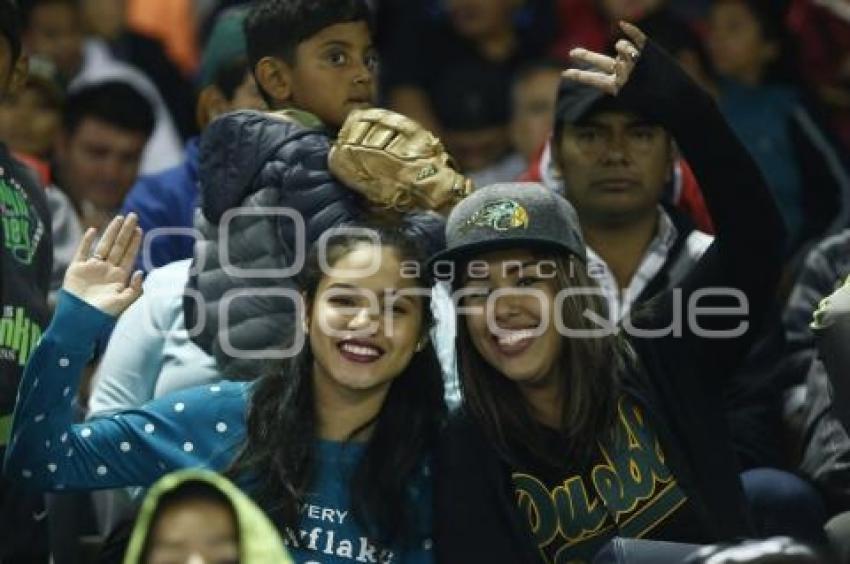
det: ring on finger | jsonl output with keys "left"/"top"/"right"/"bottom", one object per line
{"left": 92, "top": 253, "right": 106, "bottom": 261}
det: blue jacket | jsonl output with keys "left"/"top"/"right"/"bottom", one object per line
{"left": 121, "top": 138, "right": 200, "bottom": 272}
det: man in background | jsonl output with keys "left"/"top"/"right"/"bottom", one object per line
{"left": 54, "top": 80, "right": 154, "bottom": 230}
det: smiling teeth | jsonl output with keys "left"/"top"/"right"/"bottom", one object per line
{"left": 497, "top": 329, "right": 536, "bottom": 347}
{"left": 340, "top": 343, "right": 381, "bottom": 357}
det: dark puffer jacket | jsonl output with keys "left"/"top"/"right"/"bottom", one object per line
{"left": 185, "top": 109, "right": 364, "bottom": 377}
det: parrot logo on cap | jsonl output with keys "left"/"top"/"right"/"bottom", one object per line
{"left": 462, "top": 199, "right": 529, "bottom": 233}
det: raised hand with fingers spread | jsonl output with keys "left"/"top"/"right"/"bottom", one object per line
{"left": 562, "top": 21, "right": 647, "bottom": 95}
{"left": 63, "top": 213, "right": 144, "bottom": 316}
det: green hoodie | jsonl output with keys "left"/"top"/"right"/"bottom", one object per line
{"left": 123, "top": 469, "right": 292, "bottom": 563}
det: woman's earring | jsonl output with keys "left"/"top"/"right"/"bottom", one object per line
{"left": 416, "top": 337, "right": 428, "bottom": 352}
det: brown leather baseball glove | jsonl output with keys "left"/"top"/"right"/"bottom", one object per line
{"left": 329, "top": 108, "right": 473, "bottom": 213}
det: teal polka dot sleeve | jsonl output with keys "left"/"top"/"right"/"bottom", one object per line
{"left": 4, "top": 291, "right": 248, "bottom": 492}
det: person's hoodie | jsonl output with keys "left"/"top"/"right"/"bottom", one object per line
{"left": 122, "top": 469, "right": 293, "bottom": 563}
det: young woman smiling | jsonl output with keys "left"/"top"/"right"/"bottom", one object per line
{"left": 5, "top": 212, "right": 446, "bottom": 563}
{"left": 433, "top": 23, "right": 787, "bottom": 564}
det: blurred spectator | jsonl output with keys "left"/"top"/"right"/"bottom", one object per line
{"left": 19, "top": 0, "right": 84, "bottom": 84}
{"left": 121, "top": 7, "right": 265, "bottom": 273}
{"left": 385, "top": 0, "right": 550, "bottom": 174}
{"left": 20, "top": 0, "right": 185, "bottom": 174}
{"left": 509, "top": 59, "right": 563, "bottom": 163}
{"left": 0, "top": 63, "right": 62, "bottom": 165}
{"left": 80, "top": 0, "right": 198, "bottom": 140}
{"left": 120, "top": 470, "right": 291, "bottom": 563}
{"left": 708, "top": 0, "right": 850, "bottom": 253}
{"left": 0, "top": 61, "right": 83, "bottom": 306}
{"left": 55, "top": 81, "right": 154, "bottom": 230}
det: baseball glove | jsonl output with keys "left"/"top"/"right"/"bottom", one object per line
{"left": 329, "top": 108, "right": 473, "bottom": 213}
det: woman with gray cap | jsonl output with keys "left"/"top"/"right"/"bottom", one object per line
{"left": 431, "top": 23, "right": 791, "bottom": 563}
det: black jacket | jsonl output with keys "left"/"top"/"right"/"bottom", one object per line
{"left": 185, "top": 110, "right": 364, "bottom": 377}
{"left": 434, "top": 41, "right": 785, "bottom": 563}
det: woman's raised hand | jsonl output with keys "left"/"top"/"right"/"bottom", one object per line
{"left": 63, "top": 213, "right": 144, "bottom": 316}
{"left": 562, "top": 21, "right": 647, "bottom": 96}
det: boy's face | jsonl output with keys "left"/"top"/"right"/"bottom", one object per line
{"left": 268, "top": 21, "right": 377, "bottom": 128}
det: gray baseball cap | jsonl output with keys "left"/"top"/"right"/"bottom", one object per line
{"left": 429, "top": 183, "right": 587, "bottom": 271}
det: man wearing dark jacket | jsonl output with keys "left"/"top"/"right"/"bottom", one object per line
{"left": 0, "top": 1, "right": 53, "bottom": 560}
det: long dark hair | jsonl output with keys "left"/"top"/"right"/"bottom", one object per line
{"left": 227, "top": 216, "right": 446, "bottom": 546}
{"left": 455, "top": 252, "right": 633, "bottom": 469}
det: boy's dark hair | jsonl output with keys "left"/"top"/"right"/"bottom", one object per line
{"left": 0, "top": 0, "right": 22, "bottom": 63}
{"left": 18, "top": 0, "right": 79, "bottom": 30}
{"left": 244, "top": 0, "right": 373, "bottom": 70}
{"left": 63, "top": 81, "right": 155, "bottom": 138}
{"left": 213, "top": 56, "right": 252, "bottom": 101}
